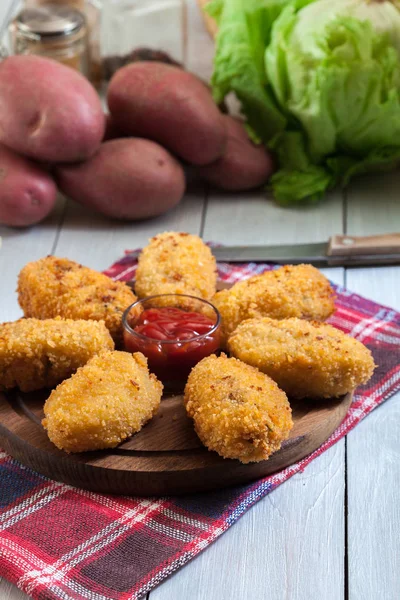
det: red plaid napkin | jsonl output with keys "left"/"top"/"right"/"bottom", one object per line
{"left": 1, "top": 254, "right": 399, "bottom": 600}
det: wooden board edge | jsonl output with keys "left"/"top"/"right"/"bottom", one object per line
{"left": 196, "top": 0, "right": 218, "bottom": 38}
{"left": 0, "top": 392, "right": 353, "bottom": 496}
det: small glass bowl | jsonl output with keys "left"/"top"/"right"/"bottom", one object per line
{"left": 122, "top": 294, "right": 221, "bottom": 392}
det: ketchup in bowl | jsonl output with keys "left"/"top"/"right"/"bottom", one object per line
{"left": 122, "top": 295, "right": 221, "bottom": 391}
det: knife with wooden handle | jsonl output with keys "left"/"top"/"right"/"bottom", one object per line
{"left": 212, "top": 234, "right": 400, "bottom": 266}
{"left": 127, "top": 233, "right": 400, "bottom": 266}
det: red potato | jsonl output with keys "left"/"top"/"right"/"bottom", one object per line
{"left": 107, "top": 62, "right": 226, "bottom": 166}
{"left": 103, "top": 113, "right": 127, "bottom": 141}
{"left": 55, "top": 138, "right": 186, "bottom": 220}
{"left": 0, "top": 144, "right": 57, "bottom": 227}
{"left": 198, "top": 116, "right": 275, "bottom": 191}
{"left": 0, "top": 56, "right": 105, "bottom": 163}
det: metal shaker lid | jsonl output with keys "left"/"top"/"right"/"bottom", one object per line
{"left": 16, "top": 5, "right": 85, "bottom": 40}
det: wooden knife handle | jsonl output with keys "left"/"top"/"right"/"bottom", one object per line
{"left": 328, "top": 233, "right": 400, "bottom": 256}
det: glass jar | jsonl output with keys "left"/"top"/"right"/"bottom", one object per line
{"left": 122, "top": 294, "right": 221, "bottom": 393}
{"left": 23, "top": 0, "right": 101, "bottom": 87}
{"left": 101, "top": 0, "right": 183, "bottom": 78}
{"left": 11, "top": 5, "right": 90, "bottom": 75}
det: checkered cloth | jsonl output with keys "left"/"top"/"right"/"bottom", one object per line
{"left": 1, "top": 254, "right": 399, "bottom": 600}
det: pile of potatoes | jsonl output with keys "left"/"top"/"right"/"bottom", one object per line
{"left": 0, "top": 55, "right": 274, "bottom": 227}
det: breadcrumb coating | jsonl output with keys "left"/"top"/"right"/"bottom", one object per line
{"left": 43, "top": 351, "right": 163, "bottom": 453}
{"left": 17, "top": 256, "right": 137, "bottom": 344}
{"left": 135, "top": 231, "right": 217, "bottom": 300}
{"left": 184, "top": 354, "right": 293, "bottom": 463}
{"left": 212, "top": 264, "right": 335, "bottom": 344}
{"left": 0, "top": 317, "right": 114, "bottom": 392}
{"left": 228, "top": 317, "right": 375, "bottom": 399}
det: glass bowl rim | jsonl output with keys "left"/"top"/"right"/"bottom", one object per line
{"left": 122, "top": 293, "right": 221, "bottom": 345}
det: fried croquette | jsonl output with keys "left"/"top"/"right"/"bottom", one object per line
{"left": 135, "top": 231, "right": 217, "bottom": 300}
{"left": 42, "top": 351, "right": 163, "bottom": 453}
{"left": 212, "top": 264, "right": 335, "bottom": 343}
{"left": 0, "top": 317, "right": 114, "bottom": 392}
{"left": 228, "top": 317, "right": 375, "bottom": 399}
{"left": 184, "top": 354, "right": 293, "bottom": 463}
{"left": 17, "top": 256, "right": 137, "bottom": 343}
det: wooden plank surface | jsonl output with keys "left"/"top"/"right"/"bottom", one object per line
{"left": 204, "top": 189, "right": 343, "bottom": 246}
{"left": 151, "top": 445, "right": 345, "bottom": 600}
{"left": 345, "top": 176, "right": 400, "bottom": 600}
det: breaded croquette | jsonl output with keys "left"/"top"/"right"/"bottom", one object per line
{"left": 0, "top": 317, "right": 114, "bottom": 392}
{"left": 228, "top": 317, "right": 375, "bottom": 399}
{"left": 42, "top": 351, "right": 163, "bottom": 453}
{"left": 184, "top": 354, "right": 293, "bottom": 463}
{"left": 135, "top": 232, "right": 217, "bottom": 300}
{"left": 17, "top": 256, "right": 137, "bottom": 343}
{"left": 212, "top": 264, "right": 335, "bottom": 343}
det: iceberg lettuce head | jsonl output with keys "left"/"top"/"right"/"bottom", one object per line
{"left": 209, "top": 0, "right": 400, "bottom": 204}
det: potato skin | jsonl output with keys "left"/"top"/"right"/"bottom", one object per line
{"left": 228, "top": 318, "right": 375, "bottom": 399}
{"left": 107, "top": 62, "right": 226, "bottom": 165}
{"left": 103, "top": 113, "right": 127, "bottom": 141}
{"left": 0, "top": 144, "right": 57, "bottom": 226}
{"left": 56, "top": 138, "right": 186, "bottom": 220}
{"left": 198, "top": 116, "right": 274, "bottom": 191}
{"left": 0, "top": 56, "right": 105, "bottom": 163}
{"left": 184, "top": 354, "right": 293, "bottom": 463}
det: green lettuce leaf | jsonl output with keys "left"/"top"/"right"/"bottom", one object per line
{"left": 210, "top": 0, "right": 400, "bottom": 205}
{"left": 209, "top": 0, "right": 290, "bottom": 142}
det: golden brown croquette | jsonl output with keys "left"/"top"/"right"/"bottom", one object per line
{"left": 17, "top": 256, "right": 137, "bottom": 344}
{"left": 184, "top": 354, "right": 293, "bottom": 463}
{"left": 135, "top": 231, "right": 217, "bottom": 300}
{"left": 42, "top": 351, "right": 163, "bottom": 453}
{"left": 0, "top": 317, "right": 114, "bottom": 392}
{"left": 228, "top": 317, "right": 375, "bottom": 399}
{"left": 212, "top": 264, "right": 335, "bottom": 344}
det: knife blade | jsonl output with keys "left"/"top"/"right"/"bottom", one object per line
{"left": 127, "top": 233, "right": 400, "bottom": 267}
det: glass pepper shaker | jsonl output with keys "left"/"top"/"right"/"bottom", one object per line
{"left": 23, "top": 0, "right": 102, "bottom": 87}
{"left": 11, "top": 4, "right": 90, "bottom": 77}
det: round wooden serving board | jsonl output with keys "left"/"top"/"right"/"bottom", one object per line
{"left": 0, "top": 389, "right": 352, "bottom": 496}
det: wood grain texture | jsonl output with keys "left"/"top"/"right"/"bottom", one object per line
{"left": 52, "top": 184, "right": 205, "bottom": 272}
{"left": 151, "top": 442, "right": 345, "bottom": 600}
{"left": 0, "top": 384, "right": 352, "bottom": 496}
{"left": 346, "top": 172, "right": 400, "bottom": 236}
{"left": 328, "top": 233, "right": 400, "bottom": 256}
{"left": 0, "top": 579, "right": 28, "bottom": 600}
{"left": 0, "top": 196, "right": 65, "bottom": 322}
{"left": 347, "top": 399, "right": 400, "bottom": 600}
{"left": 203, "top": 189, "right": 343, "bottom": 247}
{"left": 346, "top": 179, "right": 400, "bottom": 600}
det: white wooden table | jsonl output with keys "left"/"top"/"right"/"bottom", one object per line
{"left": 1, "top": 1, "right": 400, "bottom": 599}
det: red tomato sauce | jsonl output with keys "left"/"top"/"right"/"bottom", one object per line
{"left": 123, "top": 307, "right": 220, "bottom": 388}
